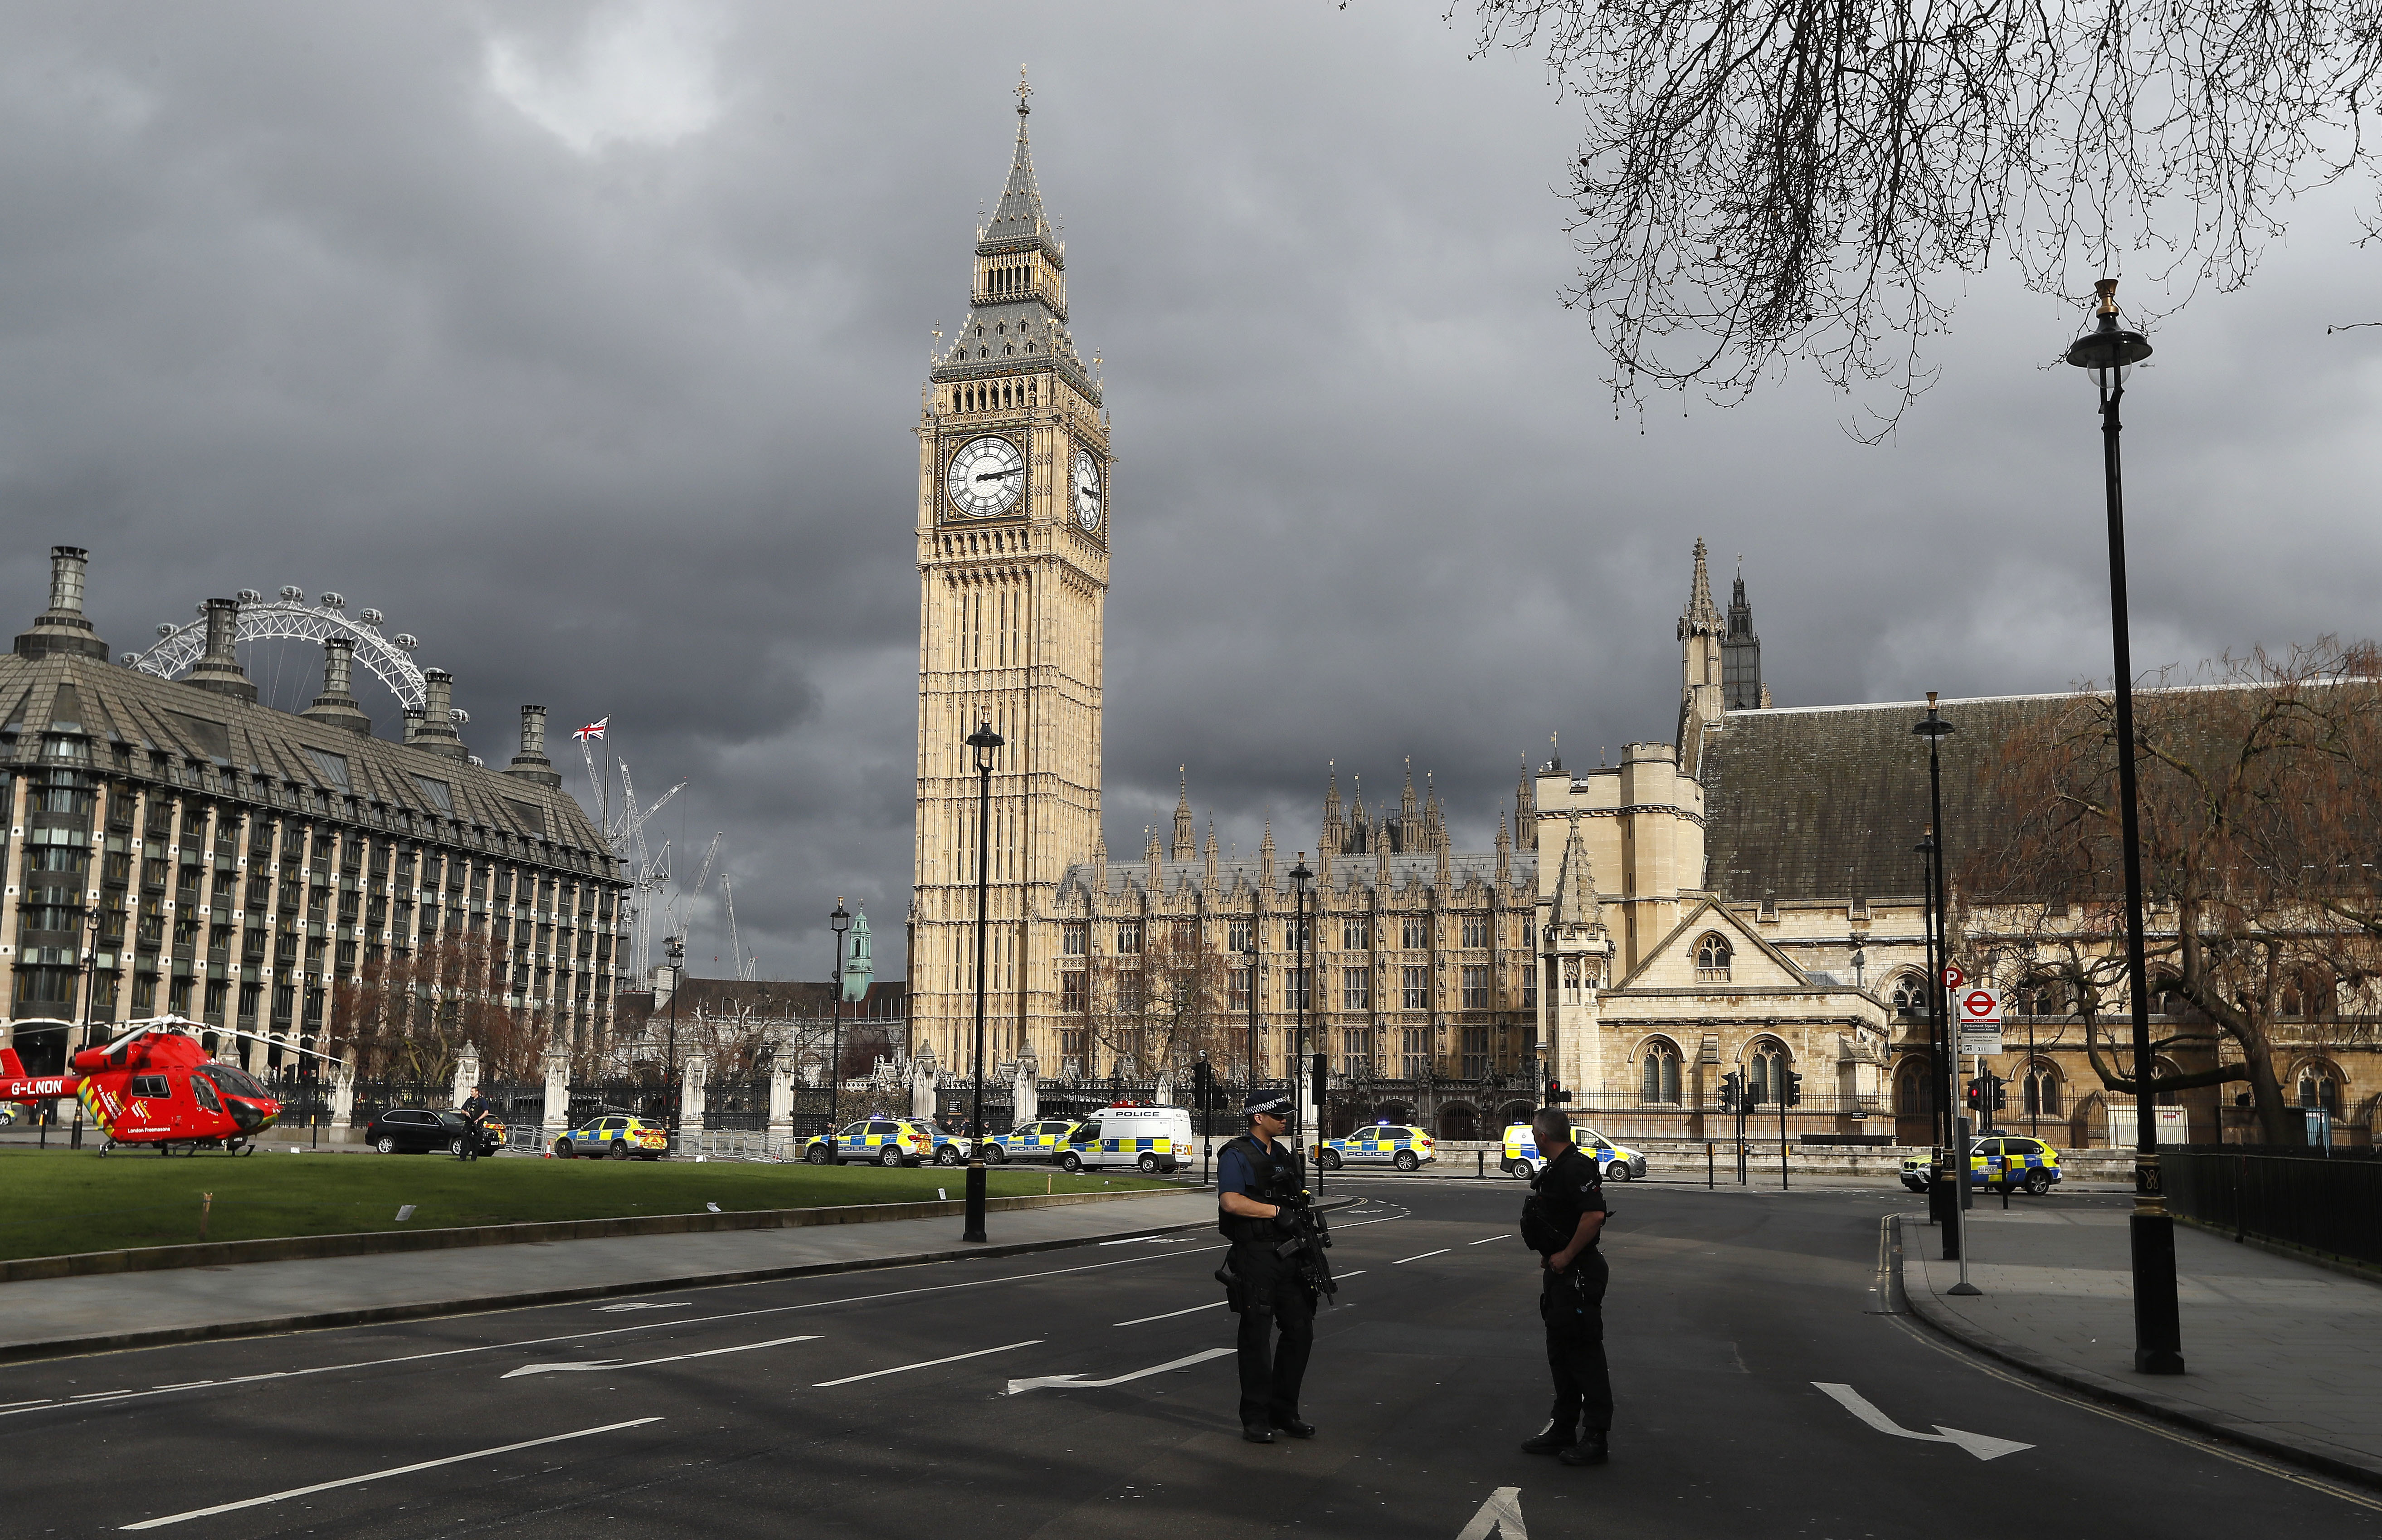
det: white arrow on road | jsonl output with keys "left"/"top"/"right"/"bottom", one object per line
{"left": 503, "top": 1333, "right": 820, "bottom": 1379}
{"left": 1813, "top": 1383, "right": 2034, "bottom": 1461}
{"left": 1453, "top": 1486, "right": 1526, "bottom": 1539}
{"left": 1004, "top": 1346, "right": 1234, "bottom": 1397}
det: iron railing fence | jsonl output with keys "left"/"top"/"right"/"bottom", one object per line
{"left": 704, "top": 1078, "right": 770, "bottom": 1131}
{"left": 347, "top": 1080, "right": 451, "bottom": 1125}
{"left": 2165, "top": 1145, "right": 2382, "bottom": 1267}
{"left": 566, "top": 1081, "right": 672, "bottom": 1130}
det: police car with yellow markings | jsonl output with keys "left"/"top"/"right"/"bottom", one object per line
{"left": 552, "top": 1114, "right": 667, "bottom": 1160}
{"left": 1501, "top": 1121, "right": 1647, "bottom": 1182}
{"left": 1055, "top": 1104, "right": 1192, "bottom": 1174}
{"left": 985, "top": 1118, "right": 1081, "bottom": 1164}
{"left": 914, "top": 1120, "right": 979, "bottom": 1165}
{"left": 1900, "top": 1133, "right": 2065, "bottom": 1194}
{"left": 801, "top": 1115, "right": 933, "bottom": 1167}
{"left": 1320, "top": 1120, "right": 1436, "bottom": 1171}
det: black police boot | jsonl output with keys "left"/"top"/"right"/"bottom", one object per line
{"left": 1271, "top": 1417, "right": 1316, "bottom": 1439}
{"left": 1557, "top": 1430, "right": 1609, "bottom": 1466}
{"left": 1520, "top": 1423, "right": 1575, "bottom": 1456}
{"left": 1241, "top": 1423, "right": 1276, "bottom": 1444}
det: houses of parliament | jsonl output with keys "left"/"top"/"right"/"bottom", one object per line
{"left": 906, "top": 83, "right": 2350, "bottom": 1149}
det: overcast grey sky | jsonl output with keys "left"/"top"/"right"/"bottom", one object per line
{"left": 5, "top": 2, "right": 2377, "bottom": 981}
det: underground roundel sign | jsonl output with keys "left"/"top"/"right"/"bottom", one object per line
{"left": 1958, "top": 988, "right": 2002, "bottom": 1028}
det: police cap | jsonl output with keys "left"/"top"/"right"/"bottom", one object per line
{"left": 1244, "top": 1088, "right": 1293, "bottom": 1117}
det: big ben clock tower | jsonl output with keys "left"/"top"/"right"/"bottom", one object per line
{"left": 911, "top": 74, "right": 1111, "bottom": 1076}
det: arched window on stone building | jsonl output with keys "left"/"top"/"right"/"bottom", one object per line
{"left": 1888, "top": 974, "right": 1928, "bottom": 1016}
{"left": 1695, "top": 933, "right": 1733, "bottom": 983}
{"left": 2296, "top": 1060, "right": 2343, "bottom": 1116}
{"left": 1748, "top": 1039, "right": 1788, "bottom": 1105}
{"left": 1639, "top": 1038, "right": 1683, "bottom": 1104}
{"left": 2022, "top": 1059, "right": 2062, "bottom": 1119}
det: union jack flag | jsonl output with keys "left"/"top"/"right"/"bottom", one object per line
{"left": 574, "top": 717, "right": 608, "bottom": 741}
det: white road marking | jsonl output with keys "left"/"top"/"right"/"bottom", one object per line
{"left": 1114, "top": 1302, "right": 1223, "bottom": 1326}
{"left": 1393, "top": 1250, "right": 1450, "bottom": 1265}
{"left": 0, "top": 1399, "right": 54, "bottom": 1411}
{"left": 502, "top": 1333, "right": 819, "bottom": 1379}
{"left": 591, "top": 1301, "right": 693, "bottom": 1313}
{"left": 118, "top": 1417, "right": 663, "bottom": 1530}
{"left": 1467, "top": 1235, "right": 1512, "bottom": 1245}
{"left": 1336, "top": 1270, "right": 1367, "bottom": 1279}
{"left": 1005, "top": 1347, "right": 1236, "bottom": 1397}
{"left": 1454, "top": 1486, "right": 1528, "bottom": 1539}
{"left": 813, "top": 1338, "right": 1042, "bottom": 1388}
{"left": 1812, "top": 1382, "right": 2034, "bottom": 1461}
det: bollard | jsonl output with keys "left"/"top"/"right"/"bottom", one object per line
{"left": 1707, "top": 1141, "right": 1715, "bottom": 1189}
{"left": 1476, "top": 1151, "right": 1485, "bottom": 1179}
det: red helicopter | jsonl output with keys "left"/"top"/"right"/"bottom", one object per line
{"left": 0, "top": 1017, "right": 333, "bottom": 1156}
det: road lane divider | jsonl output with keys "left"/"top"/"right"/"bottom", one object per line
{"left": 1392, "top": 1250, "right": 1450, "bottom": 1265}
{"left": 1005, "top": 1347, "right": 1235, "bottom": 1397}
{"left": 1114, "top": 1302, "right": 1223, "bottom": 1327}
{"left": 1466, "top": 1235, "right": 1511, "bottom": 1245}
{"left": 813, "top": 1338, "right": 1042, "bottom": 1388}
{"left": 118, "top": 1417, "right": 664, "bottom": 1530}
{"left": 502, "top": 1333, "right": 820, "bottom": 1379}
{"left": 1812, "top": 1382, "right": 2034, "bottom": 1461}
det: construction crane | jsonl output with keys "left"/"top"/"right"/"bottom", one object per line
{"left": 572, "top": 726, "right": 686, "bottom": 983}
{"left": 721, "top": 873, "right": 757, "bottom": 982}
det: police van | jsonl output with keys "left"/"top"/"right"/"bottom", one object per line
{"left": 1056, "top": 1104, "right": 1194, "bottom": 1174}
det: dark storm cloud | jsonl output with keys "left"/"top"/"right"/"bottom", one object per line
{"left": 3, "top": 2, "right": 2376, "bottom": 980}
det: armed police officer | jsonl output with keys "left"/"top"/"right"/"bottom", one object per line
{"left": 1519, "top": 1107, "right": 1612, "bottom": 1466}
{"left": 456, "top": 1084, "right": 489, "bottom": 1163}
{"left": 1217, "top": 1088, "right": 1318, "bottom": 1444}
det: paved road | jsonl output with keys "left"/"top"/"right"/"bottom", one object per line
{"left": 5, "top": 1179, "right": 2376, "bottom": 1537}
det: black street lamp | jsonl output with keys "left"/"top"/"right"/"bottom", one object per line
{"left": 1241, "top": 924, "right": 1261, "bottom": 1089}
{"left": 963, "top": 718, "right": 1004, "bottom": 1243}
{"left": 1290, "top": 854, "right": 1313, "bottom": 1166}
{"left": 2065, "top": 277, "right": 2184, "bottom": 1375}
{"left": 828, "top": 898, "right": 852, "bottom": 1135}
{"left": 664, "top": 933, "right": 684, "bottom": 1146}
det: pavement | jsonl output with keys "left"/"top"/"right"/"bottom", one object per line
{"left": 1900, "top": 1199, "right": 2382, "bottom": 1488}
{"left": 0, "top": 1186, "right": 1217, "bottom": 1361}
{"left": 6, "top": 1180, "right": 2380, "bottom": 1538}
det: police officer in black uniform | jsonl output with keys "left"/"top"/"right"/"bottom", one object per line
{"left": 1217, "top": 1087, "right": 1317, "bottom": 1444}
{"left": 1520, "top": 1106, "right": 1612, "bottom": 1465}
{"left": 456, "top": 1085, "right": 489, "bottom": 1162}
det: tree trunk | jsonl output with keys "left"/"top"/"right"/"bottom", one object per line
{"left": 2239, "top": 1035, "right": 2302, "bottom": 1146}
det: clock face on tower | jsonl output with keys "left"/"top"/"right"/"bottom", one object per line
{"left": 946, "top": 434, "right": 1024, "bottom": 518}
{"left": 1072, "top": 448, "right": 1102, "bottom": 531}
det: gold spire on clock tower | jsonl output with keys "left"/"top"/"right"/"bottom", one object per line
{"left": 911, "top": 77, "right": 1112, "bottom": 1076}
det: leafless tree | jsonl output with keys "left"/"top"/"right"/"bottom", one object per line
{"left": 1966, "top": 640, "right": 2382, "bottom": 1141}
{"left": 1466, "top": 0, "right": 2382, "bottom": 431}
{"left": 1080, "top": 921, "right": 1238, "bottom": 1079}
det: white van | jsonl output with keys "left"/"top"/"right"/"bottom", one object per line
{"left": 1057, "top": 1104, "right": 1195, "bottom": 1174}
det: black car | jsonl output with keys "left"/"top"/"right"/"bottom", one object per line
{"left": 366, "top": 1107, "right": 484, "bottom": 1155}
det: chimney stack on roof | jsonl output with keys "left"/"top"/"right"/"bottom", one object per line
{"left": 410, "top": 667, "right": 468, "bottom": 761}
{"left": 184, "top": 597, "right": 258, "bottom": 703}
{"left": 506, "top": 704, "right": 563, "bottom": 788}
{"left": 300, "top": 635, "right": 372, "bottom": 736}
{"left": 14, "top": 545, "right": 109, "bottom": 662}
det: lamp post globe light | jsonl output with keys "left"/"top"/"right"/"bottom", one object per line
{"left": 2064, "top": 278, "right": 2184, "bottom": 1375}
{"left": 828, "top": 899, "right": 852, "bottom": 1135}
{"left": 962, "top": 718, "right": 1004, "bottom": 1244}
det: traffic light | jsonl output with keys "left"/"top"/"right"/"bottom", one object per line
{"left": 1966, "top": 1077, "right": 1988, "bottom": 1111}
{"left": 1546, "top": 1082, "right": 1573, "bottom": 1104}
{"left": 1991, "top": 1075, "right": 2007, "bottom": 1113}
{"left": 1720, "top": 1070, "right": 1742, "bottom": 1114}
{"left": 1190, "top": 1058, "right": 1213, "bottom": 1104}
{"left": 1786, "top": 1069, "right": 1804, "bottom": 1108}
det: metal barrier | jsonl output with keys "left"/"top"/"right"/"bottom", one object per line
{"left": 679, "top": 1129, "right": 799, "bottom": 1163}
{"left": 2165, "top": 1146, "right": 2382, "bottom": 1267}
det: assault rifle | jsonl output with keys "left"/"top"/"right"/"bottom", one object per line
{"left": 1273, "top": 1189, "right": 1339, "bottom": 1305}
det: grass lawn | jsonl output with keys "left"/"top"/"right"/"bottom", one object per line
{"left": 0, "top": 1147, "right": 1170, "bottom": 1262}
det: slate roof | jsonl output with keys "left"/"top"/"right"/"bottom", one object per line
{"left": 1695, "top": 693, "right": 2076, "bottom": 905}
{"left": 0, "top": 652, "right": 608, "bottom": 861}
